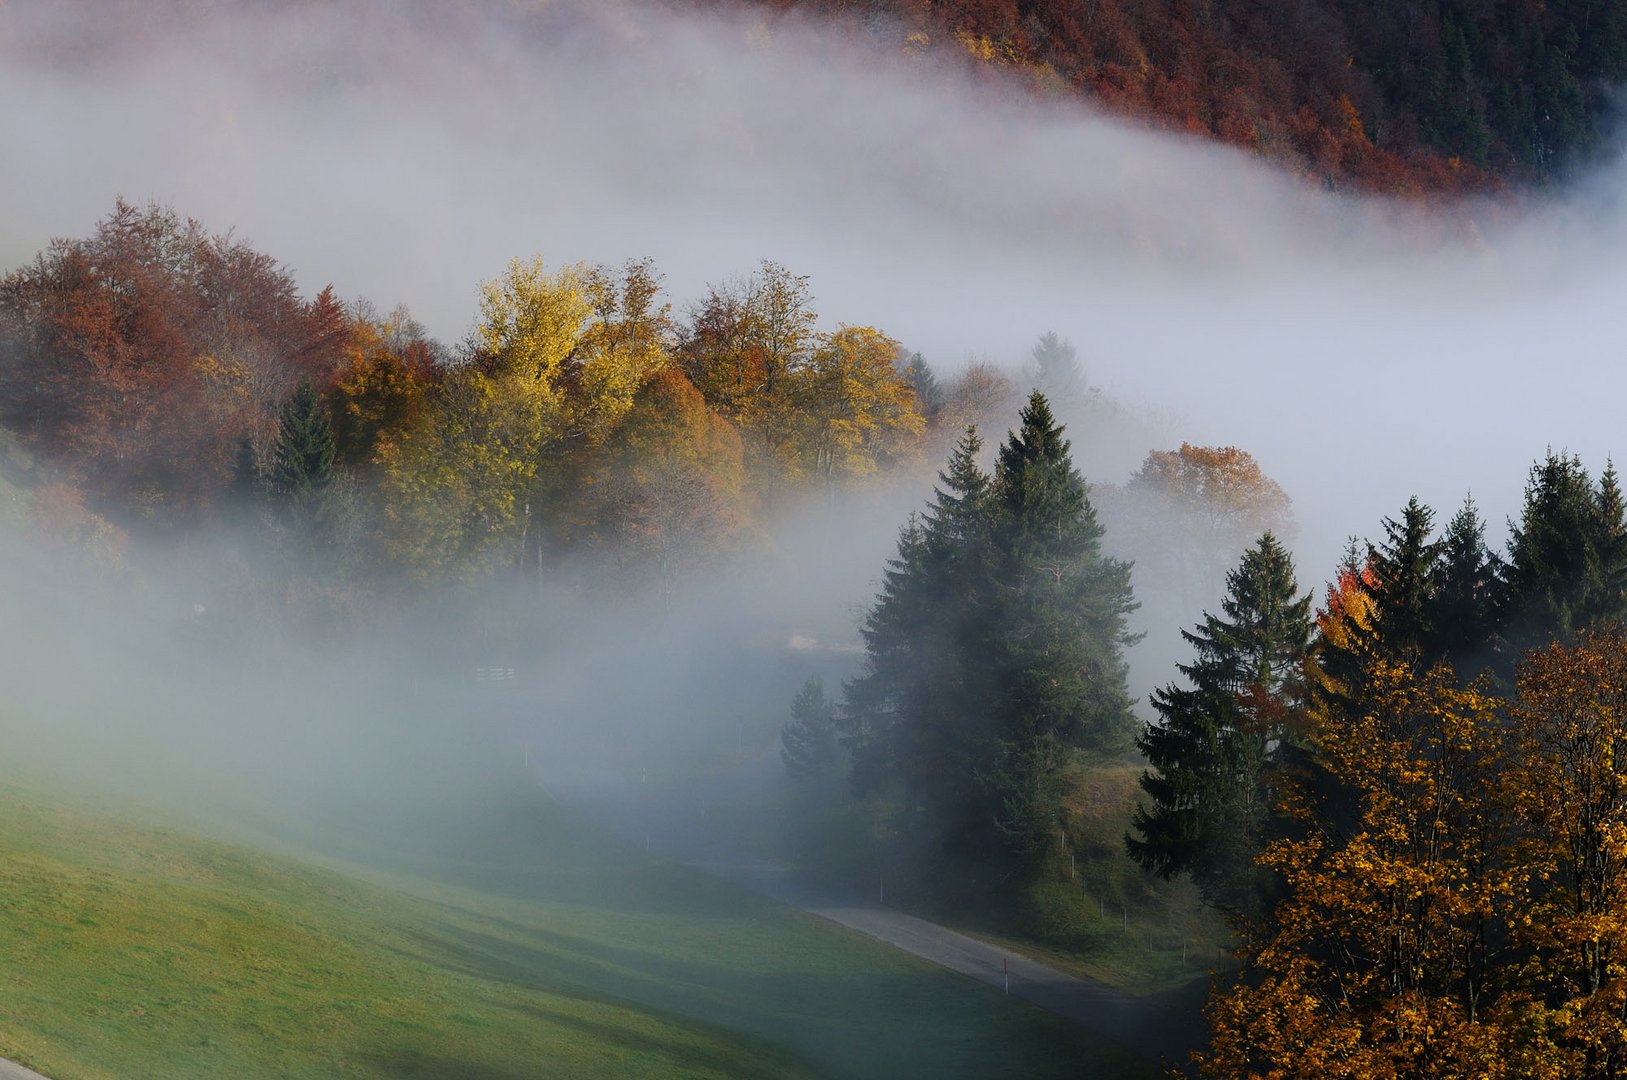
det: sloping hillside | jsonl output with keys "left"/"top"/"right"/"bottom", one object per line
{"left": 727, "top": 0, "right": 1623, "bottom": 193}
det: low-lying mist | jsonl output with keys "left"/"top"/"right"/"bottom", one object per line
{"left": 3, "top": 0, "right": 1626, "bottom": 850}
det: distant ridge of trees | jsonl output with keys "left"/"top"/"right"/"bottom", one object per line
{"left": 7, "top": 0, "right": 1615, "bottom": 195}
{"left": 719, "top": 0, "right": 1622, "bottom": 193}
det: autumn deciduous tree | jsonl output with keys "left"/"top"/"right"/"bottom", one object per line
{"left": 1200, "top": 660, "right": 1512, "bottom": 1079}
{"left": 1120, "top": 443, "right": 1296, "bottom": 615}
{"left": 569, "top": 257, "right": 676, "bottom": 445}
{"left": 583, "top": 367, "right": 749, "bottom": 596}
{"left": 329, "top": 307, "right": 440, "bottom": 472}
{"left": 676, "top": 260, "right": 817, "bottom": 493}
{"left": 377, "top": 256, "right": 592, "bottom": 580}
{"left": 0, "top": 200, "right": 343, "bottom": 521}
{"left": 795, "top": 325, "right": 924, "bottom": 501}
{"left": 1201, "top": 628, "right": 1627, "bottom": 1078}
{"left": 1502, "top": 630, "right": 1627, "bottom": 1078}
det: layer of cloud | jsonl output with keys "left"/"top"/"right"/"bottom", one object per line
{"left": 3, "top": 0, "right": 1625, "bottom": 692}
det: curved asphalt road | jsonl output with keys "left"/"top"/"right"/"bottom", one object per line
{"left": 0, "top": 1060, "right": 50, "bottom": 1080}
{"left": 565, "top": 781, "right": 1207, "bottom": 1072}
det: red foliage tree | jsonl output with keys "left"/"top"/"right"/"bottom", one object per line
{"left": 0, "top": 200, "right": 346, "bottom": 523}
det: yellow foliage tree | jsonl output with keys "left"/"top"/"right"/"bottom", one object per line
{"left": 675, "top": 260, "right": 817, "bottom": 498}
{"left": 1122, "top": 443, "right": 1297, "bottom": 614}
{"left": 329, "top": 313, "right": 437, "bottom": 470}
{"left": 1201, "top": 660, "right": 1514, "bottom": 1079}
{"left": 569, "top": 257, "right": 675, "bottom": 445}
{"left": 1501, "top": 630, "right": 1627, "bottom": 1079}
{"left": 378, "top": 256, "right": 591, "bottom": 580}
{"left": 794, "top": 325, "right": 924, "bottom": 500}
{"left": 1203, "top": 631, "right": 1627, "bottom": 1078}
{"left": 584, "top": 367, "right": 751, "bottom": 598}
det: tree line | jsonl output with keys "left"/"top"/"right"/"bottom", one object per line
{"left": 0, "top": 201, "right": 1042, "bottom": 613}
{"left": 734, "top": 0, "right": 1623, "bottom": 191}
{"left": 1127, "top": 455, "right": 1627, "bottom": 1076}
{"left": 803, "top": 393, "right": 1627, "bottom": 1072}
{"left": 782, "top": 392, "right": 1144, "bottom": 897}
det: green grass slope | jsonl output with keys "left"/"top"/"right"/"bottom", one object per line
{"left": 0, "top": 779, "right": 1160, "bottom": 1079}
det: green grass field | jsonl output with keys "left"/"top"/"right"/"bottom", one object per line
{"left": 0, "top": 776, "right": 1162, "bottom": 1080}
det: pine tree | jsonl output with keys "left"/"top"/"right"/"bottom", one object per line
{"left": 1428, "top": 496, "right": 1500, "bottom": 673}
{"left": 229, "top": 435, "right": 261, "bottom": 508}
{"left": 269, "top": 376, "right": 337, "bottom": 560}
{"left": 982, "top": 391, "right": 1138, "bottom": 861}
{"left": 1315, "top": 498, "right": 1442, "bottom": 735}
{"left": 901, "top": 352, "right": 945, "bottom": 423}
{"left": 1593, "top": 458, "right": 1627, "bottom": 621}
{"left": 845, "top": 513, "right": 932, "bottom": 803}
{"left": 846, "top": 400, "right": 1137, "bottom": 875}
{"left": 781, "top": 677, "right": 840, "bottom": 783}
{"left": 1128, "top": 533, "right": 1313, "bottom": 917}
{"left": 1364, "top": 497, "right": 1441, "bottom": 661}
{"left": 1024, "top": 332, "right": 1086, "bottom": 408}
{"left": 845, "top": 428, "right": 991, "bottom": 839}
{"left": 1500, "top": 451, "right": 1626, "bottom": 654}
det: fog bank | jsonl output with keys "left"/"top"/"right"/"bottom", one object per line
{"left": 3, "top": 1, "right": 1626, "bottom": 821}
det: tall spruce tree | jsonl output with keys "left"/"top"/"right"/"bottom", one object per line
{"left": 845, "top": 513, "right": 933, "bottom": 803}
{"left": 844, "top": 399, "right": 1137, "bottom": 877}
{"left": 1500, "top": 451, "right": 1627, "bottom": 654}
{"left": 981, "top": 391, "right": 1138, "bottom": 861}
{"left": 1128, "top": 532, "right": 1313, "bottom": 917}
{"left": 1427, "top": 496, "right": 1500, "bottom": 673}
{"left": 1024, "top": 332, "right": 1087, "bottom": 409}
{"left": 269, "top": 376, "right": 337, "bottom": 561}
{"left": 1315, "top": 498, "right": 1443, "bottom": 732}
{"left": 1593, "top": 458, "right": 1627, "bottom": 620}
{"left": 845, "top": 428, "right": 992, "bottom": 841}
{"left": 1363, "top": 497, "right": 1441, "bottom": 660}
{"left": 901, "top": 353, "right": 945, "bottom": 423}
{"left": 781, "top": 677, "right": 841, "bottom": 783}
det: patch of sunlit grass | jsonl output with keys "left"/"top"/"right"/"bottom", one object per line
{"left": 0, "top": 778, "right": 1160, "bottom": 1080}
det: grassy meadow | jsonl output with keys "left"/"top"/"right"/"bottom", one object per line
{"left": 0, "top": 775, "right": 1161, "bottom": 1079}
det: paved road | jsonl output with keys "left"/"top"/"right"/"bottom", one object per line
{"left": 566, "top": 783, "right": 1207, "bottom": 1071}
{"left": 0, "top": 1059, "right": 51, "bottom": 1080}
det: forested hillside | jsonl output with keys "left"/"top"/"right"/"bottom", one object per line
{"left": 6, "top": 0, "right": 1621, "bottom": 197}
{"left": 724, "top": 0, "right": 1626, "bottom": 193}
{"left": 0, "top": 199, "right": 1107, "bottom": 645}
{"left": 10, "top": 2, "right": 1627, "bottom": 1075}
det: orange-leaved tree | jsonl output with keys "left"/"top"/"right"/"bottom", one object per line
{"left": 1501, "top": 630, "right": 1627, "bottom": 1079}
{"left": 1201, "top": 660, "right": 1513, "bottom": 1079}
{"left": 1120, "top": 443, "right": 1295, "bottom": 617}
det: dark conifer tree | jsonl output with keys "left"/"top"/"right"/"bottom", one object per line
{"left": 781, "top": 677, "right": 841, "bottom": 783}
{"left": 901, "top": 353, "right": 945, "bottom": 423}
{"left": 269, "top": 376, "right": 337, "bottom": 561}
{"left": 844, "top": 398, "right": 1137, "bottom": 877}
{"left": 846, "top": 428, "right": 991, "bottom": 840}
{"left": 1500, "top": 451, "right": 1626, "bottom": 653}
{"left": 1025, "top": 332, "right": 1086, "bottom": 408}
{"left": 982, "top": 391, "right": 1137, "bottom": 860}
{"left": 271, "top": 378, "right": 336, "bottom": 509}
{"left": 1427, "top": 496, "right": 1500, "bottom": 674}
{"left": 1593, "top": 458, "right": 1627, "bottom": 620}
{"left": 845, "top": 513, "right": 932, "bottom": 803}
{"left": 1363, "top": 497, "right": 1441, "bottom": 661}
{"left": 229, "top": 435, "right": 262, "bottom": 508}
{"left": 1315, "top": 498, "right": 1442, "bottom": 729}
{"left": 1128, "top": 533, "right": 1313, "bottom": 917}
